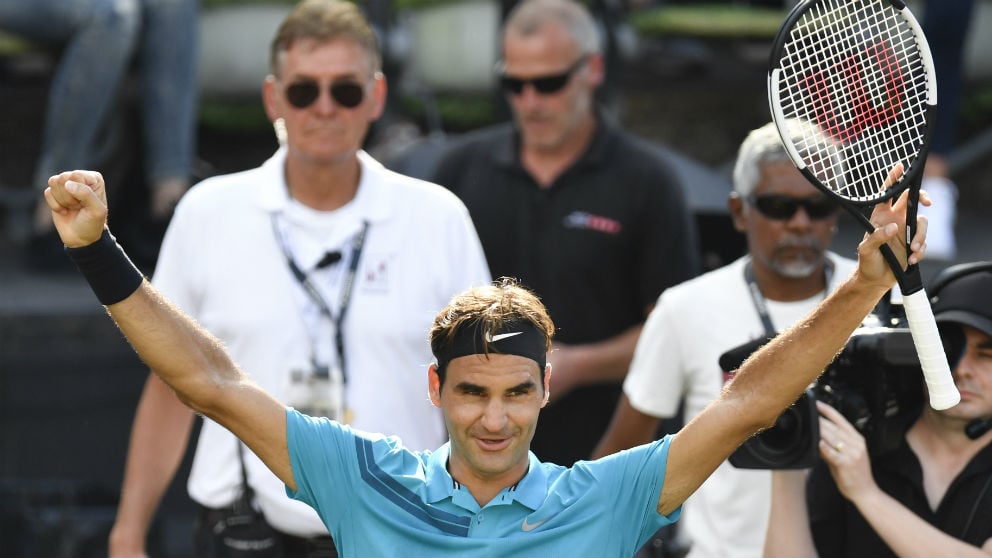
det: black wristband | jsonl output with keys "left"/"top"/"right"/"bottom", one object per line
{"left": 65, "top": 229, "right": 144, "bottom": 306}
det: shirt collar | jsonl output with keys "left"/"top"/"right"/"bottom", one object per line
{"left": 424, "top": 443, "right": 549, "bottom": 511}
{"left": 254, "top": 148, "right": 392, "bottom": 224}
{"left": 507, "top": 452, "right": 550, "bottom": 511}
{"left": 491, "top": 108, "right": 616, "bottom": 173}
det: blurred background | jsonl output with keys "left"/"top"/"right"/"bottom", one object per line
{"left": 1, "top": 1, "right": 990, "bottom": 556}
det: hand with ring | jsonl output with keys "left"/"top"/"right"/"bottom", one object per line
{"left": 817, "top": 401, "right": 879, "bottom": 505}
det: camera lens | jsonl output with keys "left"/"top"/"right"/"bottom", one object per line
{"left": 754, "top": 406, "right": 805, "bottom": 455}
{"left": 729, "top": 391, "right": 820, "bottom": 469}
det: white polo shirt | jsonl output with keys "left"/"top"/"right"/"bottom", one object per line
{"left": 623, "top": 253, "right": 856, "bottom": 558}
{"left": 153, "top": 148, "right": 490, "bottom": 536}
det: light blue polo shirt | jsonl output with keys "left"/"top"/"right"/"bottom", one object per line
{"left": 285, "top": 409, "right": 680, "bottom": 558}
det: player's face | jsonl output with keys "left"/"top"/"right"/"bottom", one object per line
{"left": 263, "top": 38, "right": 385, "bottom": 166}
{"left": 736, "top": 160, "right": 839, "bottom": 279}
{"left": 500, "top": 23, "right": 601, "bottom": 154}
{"left": 945, "top": 326, "right": 992, "bottom": 421}
{"left": 430, "top": 354, "right": 550, "bottom": 491}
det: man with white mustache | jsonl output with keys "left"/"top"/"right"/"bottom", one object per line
{"left": 594, "top": 120, "right": 851, "bottom": 558}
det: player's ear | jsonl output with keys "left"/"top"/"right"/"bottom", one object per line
{"left": 541, "top": 364, "right": 552, "bottom": 407}
{"left": 428, "top": 364, "right": 442, "bottom": 408}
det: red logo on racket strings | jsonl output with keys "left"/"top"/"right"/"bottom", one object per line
{"left": 802, "top": 40, "right": 904, "bottom": 144}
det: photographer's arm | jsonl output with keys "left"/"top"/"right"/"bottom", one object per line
{"left": 547, "top": 323, "right": 644, "bottom": 402}
{"left": 656, "top": 167, "right": 924, "bottom": 516}
{"left": 764, "top": 470, "right": 818, "bottom": 558}
{"left": 818, "top": 402, "right": 992, "bottom": 557}
{"left": 843, "top": 492, "right": 992, "bottom": 556}
{"left": 45, "top": 171, "right": 298, "bottom": 492}
{"left": 592, "top": 394, "right": 662, "bottom": 458}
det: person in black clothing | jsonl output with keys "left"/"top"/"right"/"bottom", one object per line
{"left": 765, "top": 263, "right": 992, "bottom": 557}
{"left": 432, "top": 0, "right": 699, "bottom": 466}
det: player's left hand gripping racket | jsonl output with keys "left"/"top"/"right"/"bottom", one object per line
{"left": 767, "top": 0, "right": 959, "bottom": 409}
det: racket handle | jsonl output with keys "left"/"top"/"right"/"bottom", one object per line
{"left": 902, "top": 290, "right": 960, "bottom": 410}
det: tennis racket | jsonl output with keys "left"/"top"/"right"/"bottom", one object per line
{"left": 768, "top": 0, "right": 959, "bottom": 409}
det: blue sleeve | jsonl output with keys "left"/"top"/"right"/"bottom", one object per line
{"left": 284, "top": 409, "right": 422, "bottom": 539}
{"left": 284, "top": 409, "right": 360, "bottom": 535}
{"left": 583, "top": 435, "right": 681, "bottom": 549}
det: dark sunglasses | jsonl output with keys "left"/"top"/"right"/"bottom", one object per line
{"left": 498, "top": 55, "right": 589, "bottom": 95}
{"left": 284, "top": 79, "right": 366, "bottom": 109}
{"left": 747, "top": 194, "right": 838, "bottom": 220}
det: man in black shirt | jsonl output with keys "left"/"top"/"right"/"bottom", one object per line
{"left": 433, "top": 0, "right": 699, "bottom": 465}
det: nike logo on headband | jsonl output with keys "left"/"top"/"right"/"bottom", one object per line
{"left": 486, "top": 331, "right": 523, "bottom": 343}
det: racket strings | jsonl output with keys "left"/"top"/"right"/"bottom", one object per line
{"left": 777, "top": 0, "right": 932, "bottom": 202}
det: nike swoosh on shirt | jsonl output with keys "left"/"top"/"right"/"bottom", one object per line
{"left": 520, "top": 517, "right": 548, "bottom": 532}
{"left": 486, "top": 331, "right": 523, "bottom": 343}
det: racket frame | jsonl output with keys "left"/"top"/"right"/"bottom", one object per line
{"left": 766, "top": 0, "right": 959, "bottom": 410}
{"left": 768, "top": 0, "right": 936, "bottom": 295}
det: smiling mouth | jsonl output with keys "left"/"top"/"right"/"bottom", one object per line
{"left": 475, "top": 436, "right": 511, "bottom": 452}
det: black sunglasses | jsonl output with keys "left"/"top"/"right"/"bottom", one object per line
{"left": 284, "top": 79, "right": 366, "bottom": 109}
{"left": 498, "top": 56, "right": 589, "bottom": 95}
{"left": 747, "top": 194, "right": 839, "bottom": 220}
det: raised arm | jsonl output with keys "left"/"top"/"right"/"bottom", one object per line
{"left": 656, "top": 167, "right": 927, "bottom": 515}
{"left": 44, "top": 171, "right": 296, "bottom": 491}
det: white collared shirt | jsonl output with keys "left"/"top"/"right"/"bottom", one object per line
{"left": 154, "top": 148, "right": 490, "bottom": 536}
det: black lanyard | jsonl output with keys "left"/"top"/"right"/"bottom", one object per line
{"left": 271, "top": 214, "right": 370, "bottom": 383}
{"left": 744, "top": 258, "right": 833, "bottom": 336}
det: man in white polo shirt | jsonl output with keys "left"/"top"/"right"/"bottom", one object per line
{"left": 594, "top": 121, "right": 854, "bottom": 558}
{"left": 107, "top": 2, "right": 489, "bottom": 557}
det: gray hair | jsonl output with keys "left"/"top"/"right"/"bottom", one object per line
{"left": 732, "top": 122, "right": 794, "bottom": 197}
{"left": 269, "top": 0, "right": 381, "bottom": 77}
{"left": 503, "top": 0, "right": 601, "bottom": 55}
{"left": 733, "top": 119, "right": 841, "bottom": 196}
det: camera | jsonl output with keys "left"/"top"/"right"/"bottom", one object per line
{"left": 723, "top": 325, "right": 926, "bottom": 470}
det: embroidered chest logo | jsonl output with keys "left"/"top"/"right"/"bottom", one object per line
{"left": 563, "top": 211, "right": 622, "bottom": 235}
{"left": 361, "top": 254, "right": 392, "bottom": 293}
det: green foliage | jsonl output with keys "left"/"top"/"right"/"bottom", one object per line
{"left": 199, "top": 100, "right": 272, "bottom": 132}
{"left": 960, "top": 84, "right": 992, "bottom": 137}
{"left": 0, "top": 32, "right": 37, "bottom": 55}
{"left": 393, "top": 0, "right": 464, "bottom": 10}
{"left": 400, "top": 93, "right": 499, "bottom": 132}
{"left": 629, "top": 5, "right": 787, "bottom": 40}
{"left": 394, "top": 0, "right": 592, "bottom": 11}
{"left": 202, "top": 0, "right": 298, "bottom": 7}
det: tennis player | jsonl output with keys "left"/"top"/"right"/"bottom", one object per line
{"left": 44, "top": 167, "right": 927, "bottom": 557}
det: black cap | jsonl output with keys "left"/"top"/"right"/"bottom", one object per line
{"left": 931, "top": 263, "right": 992, "bottom": 338}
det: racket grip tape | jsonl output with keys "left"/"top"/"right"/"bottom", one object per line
{"left": 902, "top": 290, "right": 960, "bottom": 410}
